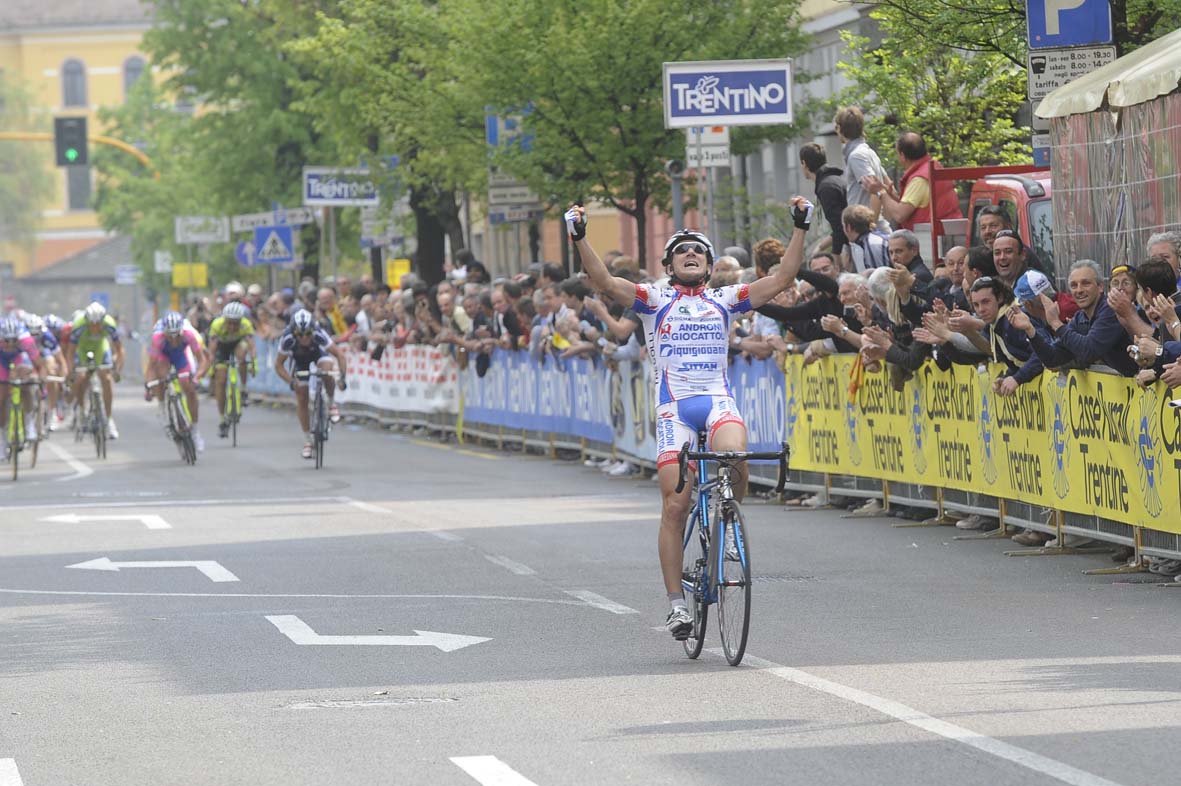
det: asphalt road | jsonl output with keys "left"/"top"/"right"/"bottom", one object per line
{"left": 2, "top": 388, "right": 1180, "bottom": 786}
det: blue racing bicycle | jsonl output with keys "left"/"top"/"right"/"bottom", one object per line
{"left": 675, "top": 435, "right": 789, "bottom": 666}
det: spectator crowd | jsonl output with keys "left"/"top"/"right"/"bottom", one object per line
{"left": 182, "top": 105, "right": 1181, "bottom": 570}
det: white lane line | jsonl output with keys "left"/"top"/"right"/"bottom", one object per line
{"left": 563, "top": 590, "right": 639, "bottom": 615}
{"left": 45, "top": 441, "right": 93, "bottom": 481}
{"left": 432, "top": 531, "right": 464, "bottom": 542}
{"left": 345, "top": 499, "right": 392, "bottom": 514}
{"left": 0, "top": 759, "right": 24, "bottom": 786}
{"left": 728, "top": 651, "right": 1128, "bottom": 786}
{"left": 451, "top": 756, "right": 539, "bottom": 786}
{"left": 0, "top": 588, "right": 586, "bottom": 605}
{"left": 0, "top": 495, "right": 350, "bottom": 512}
{"left": 483, "top": 554, "right": 536, "bottom": 576}
{"left": 40, "top": 513, "right": 171, "bottom": 530}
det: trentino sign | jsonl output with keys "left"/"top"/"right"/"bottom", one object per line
{"left": 663, "top": 59, "right": 793, "bottom": 129}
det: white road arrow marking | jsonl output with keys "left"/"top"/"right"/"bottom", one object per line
{"left": 0, "top": 759, "right": 24, "bottom": 786}
{"left": 451, "top": 756, "right": 540, "bottom": 786}
{"left": 265, "top": 615, "right": 490, "bottom": 652}
{"left": 66, "top": 558, "right": 239, "bottom": 583}
{"left": 40, "top": 513, "right": 171, "bottom": 529}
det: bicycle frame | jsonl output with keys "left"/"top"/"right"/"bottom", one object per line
{"left": 682, "top": 460, "right": 739, "bottom": 606}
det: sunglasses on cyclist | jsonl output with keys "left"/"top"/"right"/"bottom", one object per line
{"left": 672, "top": 242, "right": 708, "bottom": 256}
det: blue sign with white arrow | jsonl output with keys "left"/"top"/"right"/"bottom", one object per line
{"left": 253, "top": 225, "right": 294, "bottom": 266}
{"left": 1027, "top": 0, "right": 1113, "bottom": 49}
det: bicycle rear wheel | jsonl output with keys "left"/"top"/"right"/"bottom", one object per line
{"left": 681, "top": 505, "right": 710, "bottom": 659}
{"left": 90, "top": 391, "right": 105, "bottom": 459}
{"left": 228, "top": 371, "right": 240, "bottom": 448}
{"left": 9, "top": 411, "right": 20, "bottom": 481}
{"left": 313, "top": 389, "right": 326, "bottom": 469}
{"left": 716, "top": 500, "right": 751, "bottom": 666}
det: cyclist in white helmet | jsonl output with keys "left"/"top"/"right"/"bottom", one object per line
{"left": 564, "top": 198, "right": 811, "bottom": 640}
{"left": 66, "top": 301, "right": 124, "bottom": 439}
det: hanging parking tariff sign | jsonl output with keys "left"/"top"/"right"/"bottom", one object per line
{"left": 663, "top": 59, "right": 793, "bottom": 129}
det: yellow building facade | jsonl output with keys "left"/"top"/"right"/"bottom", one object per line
{"left": 0, "top": 2, "right": 150, "bottom": 278}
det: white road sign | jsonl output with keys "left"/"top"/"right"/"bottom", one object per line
{"left": 174, "top": 215, "right": 229, "bottom": 245}
{"left": 114, "top": 264, "right": 141, "bottom": 285}
{"left": 265, "top": 615, "right": 491, "bottom": 651}
{"left": 686, "top": 126, "right": 730, "bottom": 146}
{"left": 231, "top": 207, "right": 316, "bottom": 233}
{"left": 1028, "top": 45, "right": 1117, "bottom": 99}
{"left": 686, "top": 147, "right": 732, "bottom": 168}
{"left": 154, "top": 250, "right": 173, "bottom": 273}
{"left": 489, "top": 183, "right": 540, "bottom": 206}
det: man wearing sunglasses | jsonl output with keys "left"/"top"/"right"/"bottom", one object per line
{"left": 564, "top": 198, "right": 810, "bottom": 640}
{"left": 274, "top": 309, "right": 349, "bottom": 460}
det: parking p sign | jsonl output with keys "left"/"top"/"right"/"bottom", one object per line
{"left": 1027, "top": 0, "right": 1112, "bottom": 48}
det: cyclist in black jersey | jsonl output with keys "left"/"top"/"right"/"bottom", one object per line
{"left": 274, "top": 310, "right": 348, "bottom": 459}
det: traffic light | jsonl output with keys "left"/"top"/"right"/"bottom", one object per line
{"left": 53, "top": 117, "right": 88, "bottom": 166}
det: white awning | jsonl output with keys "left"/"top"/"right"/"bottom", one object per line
{"left": 1036, "top": 26, "right": 1181, "bottom": 118}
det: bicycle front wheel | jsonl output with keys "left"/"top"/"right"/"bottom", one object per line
{"left": 90, "top": 392, "right": 106, "bottom": 459}
{"left": 681, "top": 505, "right": 709, "bottom": 659}
{"left": 313, "top": 390, "right": 326, "bottom": 469}
{"left": 716, "top": 500, "right": 751, "bottom": 666}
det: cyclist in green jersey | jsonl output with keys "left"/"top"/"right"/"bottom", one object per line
{"left": 65, "top": 302, "right": 125, "bottom": 439}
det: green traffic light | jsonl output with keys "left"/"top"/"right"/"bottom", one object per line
{"left": 65, "top": 148, "right": 79, "bottom": 163}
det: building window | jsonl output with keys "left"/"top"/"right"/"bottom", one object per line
{"left": 123, "top": 56, "right": 146, "bottom": 98}
{"left": 62, "top": 59, "right": 87, "bottom": 107}
{"left": 67, "top": 166, "right": 91, "bottom": 211}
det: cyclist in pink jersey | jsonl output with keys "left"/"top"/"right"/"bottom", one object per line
{"left": 564, "top": 198, "right": 811, "bottom": 639}
{"left": 147, "top": 311, "right": 211, "bottom": 451}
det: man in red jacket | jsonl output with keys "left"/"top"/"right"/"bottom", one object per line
{"left": 861, "top": 132, "right": 962, "bottom": 232}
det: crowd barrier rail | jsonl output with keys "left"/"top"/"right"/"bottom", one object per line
{"left": 247, "top": 339, "right": 1181, "bottom": 561}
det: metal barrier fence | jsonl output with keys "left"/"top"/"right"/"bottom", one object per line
{"left": 248, "top": 339, "right": 1181, "bottom": 565}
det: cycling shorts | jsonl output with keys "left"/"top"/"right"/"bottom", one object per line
{"left": 74, "top": 348, "right": 113, "bottom": 368}
{"left": 655, "top": 394, "right": 745, "bottom": 469}
{"left": 285, "top": 346, "right": 330, "bottom": 375}
{"left": 157, "top": 344, "right": 196, "bottom": 375}
{"left": 214, "top": 337, "right": 248, "bottom": 365}
{"left": 0, "top": 351, "right": 32, "bottom": 383}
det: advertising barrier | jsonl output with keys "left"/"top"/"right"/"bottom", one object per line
{"left": 251, "top": 339, "right": 1181, "bottom": 539}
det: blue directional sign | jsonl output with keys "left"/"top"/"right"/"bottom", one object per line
{"left": 663, "top": 59, "right": 793, "bottom": 128}
{"left": 253, "top": 225, "right": 294, "bottom": 266}
{"left": 1027, "top": 0, "right": 1112, "bottom": 49}
{"left": 90, "top": 292, "right": 110, "bottom": 310}
{"left": 235, "top": 240, "right": 256, "bottom": 268}
{"left": 485, "top": 111, "right": 534, "bottom": 152}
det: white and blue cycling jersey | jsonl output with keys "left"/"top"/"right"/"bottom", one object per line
{"left": 632, "top": 281, "right": 752, "bottom": 404}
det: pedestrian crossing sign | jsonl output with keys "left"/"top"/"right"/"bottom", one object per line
{"left": 253, "top": 225, "right": 295, "bottom": 265}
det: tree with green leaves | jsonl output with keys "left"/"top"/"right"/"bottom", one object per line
{"left": 93, "top": 77, "right": 215, "bottom": 292}
{"left": 287, "top": 0, "right": 486, "bottom": 284}
{"left": 836, "top": 8, "right": 1032, "bottom": 170}
{"left": 0, "top": 73, "right": 54, "bottom": 248}
{"left": 863, "top": 0, "right": 1181, "bottom": 64}
{"left": 449, "top": 0, "right": 809, "bottom": 267}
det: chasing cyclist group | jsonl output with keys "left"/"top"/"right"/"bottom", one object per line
{"left": 0, "top": 288, "right": 347, "bottom": 463}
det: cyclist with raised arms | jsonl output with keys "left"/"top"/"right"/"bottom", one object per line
{"left": 207, "top": 301, "right": 257, "bottom": 439}
{"left": 147, "top": 311, "right": 211, "bottom": 451}
{"left": 564, "top": 199, "right": 811, "bottom": 640}
{"left": 274, "top": 310, "right": 348, "bottom": 460}
{"left": 66, "top": 302, "right": 124, "bottom": 439}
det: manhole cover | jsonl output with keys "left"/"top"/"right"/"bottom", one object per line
{"left": 287, "top": 697, "right": 458, "bottom": 710}
{"left": 751, "top": 575, "right": 818, "bottom": 583}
